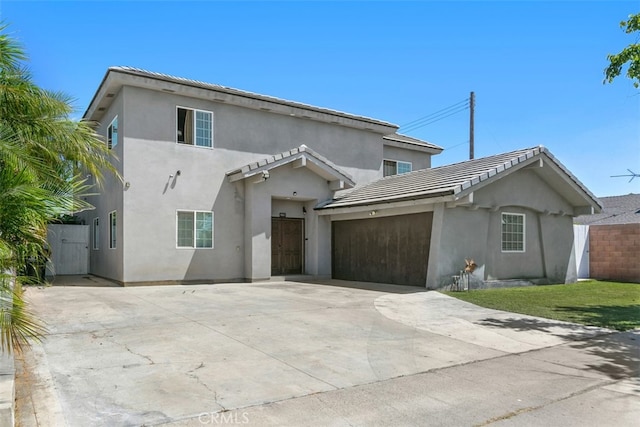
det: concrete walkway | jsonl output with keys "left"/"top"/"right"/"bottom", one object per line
{"left": 15, "top": 278, "right": 640, "bottom": 426}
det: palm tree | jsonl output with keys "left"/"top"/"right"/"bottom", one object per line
{"left": 0, "top": 24, "right": 117, "bottom": 353}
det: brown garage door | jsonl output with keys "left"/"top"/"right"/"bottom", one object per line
{"left": 332, "top": 212, "right": 432, "bottom": 286}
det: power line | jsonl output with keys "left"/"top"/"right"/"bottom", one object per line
{"left": 400, "top": 98, "right": 470, "bottom": 133}
{"left": 400, "top": 99, "right": 469, "bottom": 131}
{"left": 401, "top": 105, "right": 469, "bottom": 133}
{"left": 444, "top": 140, "right": 469, "bottom": 150}
{"left": 400, "top": 99, "right": 468, "bottom": 127}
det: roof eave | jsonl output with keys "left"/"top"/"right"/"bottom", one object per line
{"left": 538, "top": 151, "right": 603, "bottom": 213}
{"left": 382, "top": 134, "right": 444, "bottom": 154}
{"left": 317, "top": 189, "right": 456, "bottom": 210}
{"left": 227, "top": 145, "right": 356, "bottom": 189}
{"left": 83, "top": 68, "right": 116, "bottom": 121}
{"left": 88, "top": 67, "right": 399, "bottom": 134}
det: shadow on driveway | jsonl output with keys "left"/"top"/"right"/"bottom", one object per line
{"left": 476, "top": 316, "right": 640, "bottom": 385}
{"left": 45, "top": 274, "right": 119, "bottom": 287}
{"left": 263, "top": 279, "right": 425, "bottom": 294}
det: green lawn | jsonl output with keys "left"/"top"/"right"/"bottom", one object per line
{"left": 443, "top": 281, "right": 640, "bottom": 331}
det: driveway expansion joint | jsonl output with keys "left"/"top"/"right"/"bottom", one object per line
{"left": 474, "top": 378, "right": 621, "bottom": 426}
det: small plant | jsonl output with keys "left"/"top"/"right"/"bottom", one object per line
{"left": 464, "top": 258, "right": 477, "bottom": 274}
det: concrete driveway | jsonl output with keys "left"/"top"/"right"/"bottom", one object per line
{"left": 16, "top": 278, "right": 639, "bottom": 426}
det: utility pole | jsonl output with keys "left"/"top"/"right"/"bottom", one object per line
{"left": 469, "top": 91, "right": 475, "bottom": 160}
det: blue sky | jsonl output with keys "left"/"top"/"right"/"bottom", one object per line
{"left": 1, "top": 0, "right": 638, "bottom": 197}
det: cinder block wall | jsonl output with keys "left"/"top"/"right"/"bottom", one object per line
{"left": 589, "top": 224, "right": 640, "bottom": 282}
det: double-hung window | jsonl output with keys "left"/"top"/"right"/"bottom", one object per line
{"left": 107, "top": 116, "right": 118, "bottom": 149}
{"left": 109, "top": 211, "right": 117, "bottom": 249}
{"left": 501, "top": 213, "right": 525, "bottom": 252}
{"left": 177, "top": 107, "right": 213, "bottom": 148}
{"left": 93, "top": 218, "right": 100, "bottom": 250}
{"left": 177, "top": 210, "right": 213, "bottom": 248}
{"left": 383, "top": 160, "right": 412, "bottom": 177}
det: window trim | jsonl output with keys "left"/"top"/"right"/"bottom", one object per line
{"left": 176, "top": 106, "right": 214, "bottom": 149}
{"left": 109, "top": 211, "right": 117, "bottom": 249}
{"left": 93, "top": 217, "right": 100, "bottom": 250}
{"left": 501, "top": 212, "right": 525, "bottom": 253}
{"left": 383, "top": 159, "right": 412, "bottom": 177}
{"left": 107, "top": 116, "right": 118, "bottom": 150}
{"left": 176, "top": 209, "right": 214, "bottom": 249}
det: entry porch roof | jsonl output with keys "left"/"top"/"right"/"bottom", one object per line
{"left": 226, "top": 144, "right": 356, "bottom": 190}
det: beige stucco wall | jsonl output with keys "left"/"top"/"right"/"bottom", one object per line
{"left": 382, "top": 145, "right": 431, "bottom": 171}
{"left": 82, "top": 90, "right": 124, "bottom": 281}
{"left": 244, "top": 165, "right": 335, "bottom": 281}
{"left": 325, "top": 166, "right": 580, "bottom": 289}
{"left": 431, "top": 168, "right": 578, "bottom": 288}
{"left": 83, "top": 84, "right": 433, "bottom": 284}
{"left": 122, "top": 86, "right": 385, "bottom": 185}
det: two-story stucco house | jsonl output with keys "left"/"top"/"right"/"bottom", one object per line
{"left": 80, "top": 67, "right": 601, "bottom": 288}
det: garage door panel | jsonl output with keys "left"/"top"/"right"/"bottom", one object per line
{"left": 332, "top": 212, "right": 432, "bottom": 286}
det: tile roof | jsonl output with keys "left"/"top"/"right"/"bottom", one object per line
{"left": 318, "top": 146, "right": 599, "bottom": 210}
{"left": 382, "top": 133, "right": 443, "bottom": 152}
{"left": 574, "top": 193, "right": 640, "bottom": 225}
{"left": 101, "top": 66, "right": 398, "bottom": 129}
{"left": 226, "top": 144, "right": 355, "bottom": 187}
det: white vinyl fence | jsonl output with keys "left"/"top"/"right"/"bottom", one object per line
{"left": 573, "top": 224, "right": 590, "bottom": 279}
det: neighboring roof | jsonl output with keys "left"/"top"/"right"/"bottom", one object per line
{"left": 226, "top": 144, "right": 355, "bottom": 189}
{"left": 382, "top": 133, "right": 443, "bottom": 154}
{"left": 574, "top": 193, "right": 640, "bottom": 225}
{"left": 84, "top": 66, "right": 398, "bottom": 133}
{"left": 318, "top": 146, "right": 601, "bottom": 212}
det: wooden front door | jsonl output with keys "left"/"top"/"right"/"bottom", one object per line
{"left": 271, "top": 218, "right": 304, "bottom": 275}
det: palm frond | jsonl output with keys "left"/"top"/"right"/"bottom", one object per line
{"left": 0, "top": 23, "right": 120, "bottom": 353}
{"left": 0, "top": 276, "right": 47, "bottom": 354}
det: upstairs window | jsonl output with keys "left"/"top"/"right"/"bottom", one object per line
{"left": 107, "top": 116, "right": 118, "bottom": 149}
{"left": 501, "top": 213, "right": 525, "bottom": 252}
{"left": 383, "top": 160, "right": 412, "bottom": 177}
{"left": 177, "top": 210, "right": 213, "bottom": 248}
{"left": 177, "top": 107, "right": 213, "bottom": 148}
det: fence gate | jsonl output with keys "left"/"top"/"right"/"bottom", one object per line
{"left": 47, "top": 224, "right": 90, "bottom": 275}
{"left": 573, "top": 224, "right": 589, "bottom": 279}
